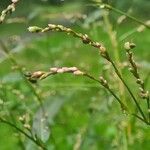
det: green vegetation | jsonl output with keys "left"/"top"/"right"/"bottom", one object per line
{"left": 0, "top": 0, "right": 150, "bottom": 149}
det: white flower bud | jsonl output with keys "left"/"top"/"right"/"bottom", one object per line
{"left": 12, "top": 0, "right": 19, "bottom": 3}
{"left": 68, "top": 67, "right": 78, "bottom": 71}
{"left": 28, "top": 26, "right": 42, "bottom": 33}
{"left": 50, "top": 67, "right": 58, "bottom": 72}
{"left": 57, "top": 69, "right": 64, "bottom": 73}
{"left": 73, "top": 70, "right": 84, "bottom": 75}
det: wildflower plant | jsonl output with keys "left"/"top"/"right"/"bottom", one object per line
{"left": 28, "top": 24, "right": 149, "bottom": 125}
{"left": 0, "top": 0, "right": 150, "bottom": 149}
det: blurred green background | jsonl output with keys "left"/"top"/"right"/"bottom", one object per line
{"left": 0, "top": 0, "right": 150, "bottom": 150}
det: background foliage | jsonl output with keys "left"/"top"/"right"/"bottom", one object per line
{"left": 0, "top": 0, "right": 150, "bottom": 150}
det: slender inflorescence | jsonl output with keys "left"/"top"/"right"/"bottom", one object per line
{"left": 0, "top": 0, "right": 19, "bottom": 24}
{"left": 28, "top": 24, "right": 149, "bottom": 124}
{"left": 124, "top": 42, "right": 150, "bottom": 121}
{"left": 124, "top": 42, "right": 149, "bottom": 99}
{"left": 1, "top": 2, "right": 149, "bottom": 150}
{"left": 26, "top": 67, "right": 150, "bottom": 124}
{"left": 25, "top": 66, "right": 128, "bottom": 112}
{"left": 28, "top": 24, "right": 110, "bottom": 61}
{"left": 25, "top": 67, "right": 84, "bottom": 83}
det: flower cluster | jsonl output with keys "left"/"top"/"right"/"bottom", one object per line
{"left": 99, "top": 76, "right": 109, "bottom": 89}
{"left": 0, "top": 0, "right": 19, "bottom": 24}
{"left": 28, "top": 24, "right": 110, "bottom": 61}
{"left": 49, "top": 67, "right": 84, "bottom": 75}
{"left": 25, "top": 67, "right": 84, "bottom": 83}
{"left": 124, "top": 42, "right": 149, "bottom": 99}
{"left": 27, "top": 24, "right": 149, "bottom": 124}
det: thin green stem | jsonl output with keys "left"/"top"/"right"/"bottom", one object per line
{"left": 84, "top": 74, "right": 127, "bottom": 111}
{"left": 103, "top": 11, "right": 120, "bottom": 62}
{"left": 31, "top": 68, "right": 149, "bottom": 124}
{"left": 119, "top": 28, "right": 137, "bottom": 42}
{"left": 103, "top": 11, "right": 126, "bottom": 105}
{"left": 0, "top": 118, "right": 47, "bottom": 150}
{"left": 96, "top": 3, "right": 150, "bottom": 29}
{"left": 9, "top": 113, "right": 26, "bottom": 150}
{"left": 146, "top": 96, "right": 150, "bottom": 123}
{"left": 143, "top": 72, "right": 150, "bottom": 122}
{"left": 131, "top": 114, "right": 149, "bottom": 125}
{"left": 110, "top": 60, "right": 147, "bottom": 122}
{"left": 28, "top": 24, "right": 148, "bottom": 124}
{"left": 125, "top": 45, "right": 150, "bottom": 123}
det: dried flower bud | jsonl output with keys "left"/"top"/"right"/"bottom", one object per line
{"left": 42, "top": 27, "right": 50, "bottom": 32}
{"left": 137, "top": 25, "right": 145, "bottom": 32}
{"left": 128, "top": 67, "right": 134, "bottom": 73}
{"left": 24, "top": 72, "right": 32, "bottom": 77}
{"left": 57, "top": 25, "right": 64, "bottom": 29}
{"left": 24, "top": 124, "right": 31, "bottom": 130}
{"left": 19, "top": 115, "right": 26, "bottom": 124}
{"left": 124, "top": 42, "right": 136, "bottom": 51}
{"left": 48, "top": 24, "right": 56, "bottom": 29}
{"left": 68, "top": 67, "right": 78, "bottom": 72}
{"left": 100, "top": 46, "right": 106, "bottom": 54}
{"left": 50, "top": 67, "right": 58, "bottom": 72}
{"left": 136, "top": 79, "right": 143, "bottom": 85}
{"left": 99, "top": 46, "right": 110, "bottom": 61}
{"left": 62, "top": 67, "right": 69, "bottom": 72}
{"left": 99, "top": 76, "right": 109, "bottom": 88}
{"left": 94, "top": 42, "right": 101, "bottom": 48}
{"left": 31, "top": 71, "right": 45, "bottom": 78}
{"left": 100, "top": 4, "right": 106, "bottom": 9}
{"left": 82, "top": 34, "right": 90, "bottom": 44}
{"left": 8, "top": 4, "right": 15, "bottom": 12}
{"left": 12, "top": 0, "right": 19, "bottom": 3}
{"left": 139, "top": 87, "right": 144, "bottom": 92}
{"left": 140, "top": 91, "right": 149, "bottom": 99}
{"left": 66, "top": 28, "right": 72, "bottom": 32}
{"left": 28, "top": 26, "right": 42, "bottom": 33}
{"left": 73, "top": 70, "right": 84, "bottom": 75}
{"left": 57, "top": 68, "right": 64, "bottom": 73}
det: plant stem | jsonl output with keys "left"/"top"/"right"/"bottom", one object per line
{"left": 103, "top": 11, "right": 126, "bottom": 104}
{"left": 131, "top": 114, "right": 149, "bottom": 125}
{"left": 146, "top": 96, "right": 150, "bottom": 123}
{"left": 109, "top": 59, "right": 147, "bottom": 122}
{"left": 30, "top": 68, "right": 150, "bottom": 124}
{"left": 119, "top": 28, "right": 137, "bottom": 42}
{"left": 0, "top": 118, "right": 47, "bottom": 150}
{"left": 97, "top": 3, "right": 150, "bottom": 29}
{"left": 84, "top": 74, "right": 127, "bottom": 110}
{"left": 28, "top": 24, "right": 148, "bottom": 124}
{"left": 143, "top": 72, "right": 150, "bottom": 123}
